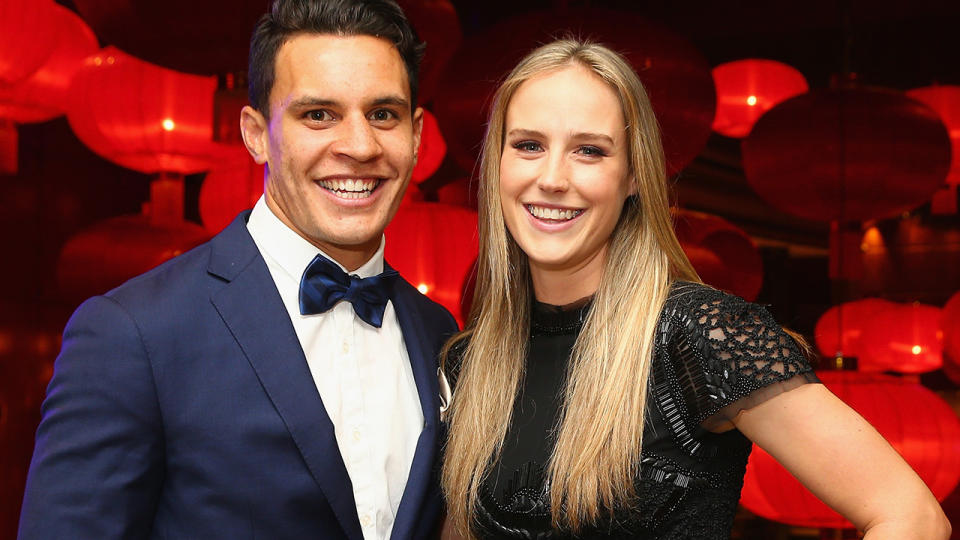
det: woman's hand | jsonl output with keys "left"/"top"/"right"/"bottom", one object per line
{"left": 733, "top": 383, "right": 951, "bottom": 539}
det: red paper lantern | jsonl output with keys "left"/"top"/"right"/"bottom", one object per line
{"left": 0, "top": 0, "right": 59, "bottom": 86}
{"left": 907, "top": 85, "right": 960, "bottom": 186}
{"left": 814, "top": 298, "right": 895, "bottom": 362}
{"left": 72, "top": 0, "right": 265, "bottom": 75}
{"left": 711, "top": 59, "right": 808, "bottom": 138}
{"left": 67, "top": 47, "right": 229, "bottom": 174}
{"left": 673, "top": 209, "right": 764, "bottom": 301}
{"left": 396, "top": 0, "right": 461, "bottom": 104}
{"left": 860, "top": 302, "right": 943, "bottom": 373}
{"left": 384, "top": 202, "right": 478, "bottom": 327}
{"left": 434, "top": 177, "right": 477, "bottom": 209}
{"left": 411, "top": 109, "right": 446, "bottom": 183}
{"left": 740, "top": 371, "right": 960, "bottom": 529}
{"left": 942, "top": 291, "right": 960, "bottom": 385}
{"left": 56, "top": 214, "right": 210, "bottom": 302}
{"left": 742, "top": 86, "right": 952, "bottom": 222}
{"left": 199, "top": 147, "right": 264, "bottom": 234}
{"left": 0, "top": 5, "right": 98, "bottom": 124}
{"left": 433, "top": 9, "right": 715, "bottom": 177}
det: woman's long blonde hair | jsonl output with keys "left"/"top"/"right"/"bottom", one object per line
{"left": 441, "top": 39, "right": 700, "bottom": 535}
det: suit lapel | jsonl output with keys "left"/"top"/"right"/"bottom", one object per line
{"left": 388, "top": 273, "right": 442, "bottom": 540}
{"left": 207, "top": 214, "right": 364, "bottom": 540}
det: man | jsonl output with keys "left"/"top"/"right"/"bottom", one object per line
{"left": 18, "top": 1, "right": 457, "bottom": 538}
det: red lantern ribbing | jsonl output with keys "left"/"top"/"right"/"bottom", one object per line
{"left": 56, "top": 215, "right": 210, "bottom": 302}
{"left": 384, "top": 202, "right": 478, "bottom": 327}
{"left": 742, "top": 86, "right": 952, "bottom": 222}
{"left": 67, "top": 47, "right": 229, "bottom": 175}
{"left": 433, "top": 9, "right": 715, "bottom": 177}
{"left": 711, "top": 59, "right": 808, "bottom": 138}
{"left": 860, "top": 302, "right": 943, "bottom": 374}
{"left": 740, "top": 371, "right": 960, "bottom": 529}
{"left": 673, "top": 209, "right": 764, "bottom": 301}
{"left": 907, "top": 85, "right": 960, "bottom": 186}
{"left": 814, "top": 298, "right": 895, "bottom": 362}
{"left": 0, "top": 5, "right": 99, "bottom": 124}
{"left": 0, "top": 0, "right": 59, "bottom": 87}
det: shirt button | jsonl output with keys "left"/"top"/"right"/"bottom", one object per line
{"left": 360, "top": 514, "right": 372, "bottom": 528}
{"left": 353, "top": 429, "right": 362, "bottom": 441}
{"left": 341, "top": 341, "right": 350, "bottom": 354}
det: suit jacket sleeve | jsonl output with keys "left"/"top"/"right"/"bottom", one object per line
{"left": 19, "top": 295, "right": 164, "bottom": 539}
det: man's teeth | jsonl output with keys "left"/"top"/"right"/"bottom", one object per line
{"left": 318, "top": 178, "right": 380, "bottom": 198}
{"left": 527, "top": 204, "right": 582, "bottom": 221}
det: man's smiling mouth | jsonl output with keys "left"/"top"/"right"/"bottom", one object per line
{"left": 317, "top": 178, "right": 382, "bottom": 199}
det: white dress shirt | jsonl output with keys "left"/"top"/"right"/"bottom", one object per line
{"left": 246, "top": 197, "right": 423, "bottom": 540}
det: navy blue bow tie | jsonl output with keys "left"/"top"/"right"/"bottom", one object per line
{"left": 298, "top": 254, "right": 398, "bottom": 328}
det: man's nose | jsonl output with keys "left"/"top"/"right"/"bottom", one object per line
{"left": 332, "top": 115, "right": 383, "bottom": 162}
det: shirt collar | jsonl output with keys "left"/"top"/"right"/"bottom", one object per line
{"left": 247, "top": 196, "right": 385, "bottom": 281}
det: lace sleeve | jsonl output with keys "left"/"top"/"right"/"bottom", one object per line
{"left": 661, "top": 283, "right": 819, "bottom": 430}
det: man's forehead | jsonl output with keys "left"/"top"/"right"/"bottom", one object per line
{"left": 268, "top": 34, "right": 411, "bottom": 113}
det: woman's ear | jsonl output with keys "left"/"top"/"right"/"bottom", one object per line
{"left": 240, "top": 105, "right": 269, "bottom": 165}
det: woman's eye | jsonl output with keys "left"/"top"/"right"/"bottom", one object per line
{"left": 513, "top": 141, "right": 542, "bottom": 152}
{"left": 577, "top": 145, "right": 605, "bottom": 157}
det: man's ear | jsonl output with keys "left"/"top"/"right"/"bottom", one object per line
{"left": 411, "top": 106, "right": 424, "bottom": 164}
{"left": 240, "top": 105, "right": 269, "bottom": 165}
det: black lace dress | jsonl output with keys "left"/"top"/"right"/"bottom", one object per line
{"left": 447, "top": 281, "right": 818, "bottom": 539}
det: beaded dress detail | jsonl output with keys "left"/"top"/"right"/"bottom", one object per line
{"left": 447, "top": 281, "right": 818, "bottom": 539}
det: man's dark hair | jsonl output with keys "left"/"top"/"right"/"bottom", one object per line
{"left": 248, "top": 0, "right": 425, "bottom": 118}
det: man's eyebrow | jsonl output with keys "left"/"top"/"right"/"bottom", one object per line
{"left": 287, "top": 96, "right": 338, "bottom": 109}
{"left": 286, "top": 95, "right": 410, "bottom": 109}
{"left": 371, "top": 95, "right": 410, "bottom": 109}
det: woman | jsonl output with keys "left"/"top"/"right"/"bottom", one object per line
{"left": 440, "top": 39, "right": 950, "bottom": 539}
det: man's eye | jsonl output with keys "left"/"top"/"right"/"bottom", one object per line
{"left": 512, "top": 141, "right": 542, "bottom": 152}
{"left": 306, "top": 110, "right": 332, "bottom": 122}
{"left": 370, "top": 109, "right": 397, "bottom": 122}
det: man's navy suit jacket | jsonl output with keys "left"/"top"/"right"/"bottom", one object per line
{"left": 18, "top": 211, "right": 458, "bottom": 539}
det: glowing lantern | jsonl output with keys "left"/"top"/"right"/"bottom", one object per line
{"left": 199, "top": 147, "right": 264, "bottom": 234}
{"left": 673, "top": 209, "right": 764, "bottom": 301}
{"left": 942, "top": 291, "right": 960, "bottom": 385}
{"left": 0, "top": 5, "right": 99, "bottom": 124}
{"left": 433, "top": 8, "right": 715, "bottom": 176}
{"left": 860, "top": 302, "right": 943, "bottom": 373}
{"left": 411, "top": 110, "right": 446, "bottom": 183}
{"left": 67, "top": 47, "right": 229, "bottom": 174}
{"left": 907, "top": 85, "right": 960, "bottom": 186}
{"left": 814, "top": 298, "right": 895, "bottom": 362}
{"left": 0, "top": 0, "right": 59, "bottom": 87}
{"left": 56, "top": 214, "right": 210, "bottom": 302}
{"left": 740, "top": 371, "right": 960, "bottom": 529}
{"left": 384, "top": 202, "right": 478, "bottom": 326}
{"left": 711, "top": 59, "right": 808, "bottom": 138}
{"left": 742, "top": 86, "right": 952, "bottom": 222}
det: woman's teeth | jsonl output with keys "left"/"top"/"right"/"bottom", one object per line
{"left": 526, "top": 204, "right": 583, "bottom": 221}
{"left": 318, "top": 178, "right": 380, "bottom": 199}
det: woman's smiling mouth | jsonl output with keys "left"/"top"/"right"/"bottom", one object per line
{"left": 525, "top": 203, "right": 584, "bottom": 222}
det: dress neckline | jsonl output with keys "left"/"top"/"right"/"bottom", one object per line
{"left": 530, "top": 295, "right": 594, "bottom": 335}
